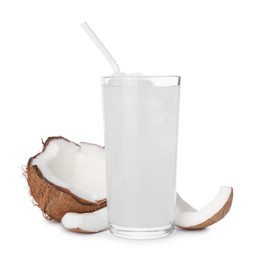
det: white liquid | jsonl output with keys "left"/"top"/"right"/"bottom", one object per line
{"left": 103, "top": 83, "right": 180, "bottom": 228}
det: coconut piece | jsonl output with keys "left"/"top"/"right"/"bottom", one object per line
{"left": 25, "top": 137, "right": 107, "bottom": 221}
{"left": 61, "top": 207, "right": 108, "bottom": 233}
{"left": 176, "top": 186, "right": 233, "bottom": 229}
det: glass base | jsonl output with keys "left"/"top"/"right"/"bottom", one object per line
{"left": 109, "top": 223, "right": 175, "bottom": 240}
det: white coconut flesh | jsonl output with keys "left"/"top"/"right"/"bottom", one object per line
{"left": 32, "top": 139, "right": 107, "bottom": 202}
{"left": 61, "top": 187, "right": 233, "bottom": 232}
{"left": 61, "top": 207, "right": 108, "bottom": 233}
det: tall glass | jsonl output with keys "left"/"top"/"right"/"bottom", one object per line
{"left": 101, "top": 75, "right": 181, "bottom": 239}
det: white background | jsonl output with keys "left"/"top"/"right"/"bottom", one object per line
{"left": 0, "top": 0, "right": 255, "bottom": 259}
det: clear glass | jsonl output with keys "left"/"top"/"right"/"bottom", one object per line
{"left": 101, "top": 75, "right": 181, "bottom": 239}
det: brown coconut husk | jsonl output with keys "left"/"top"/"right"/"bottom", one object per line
{"left": 25, "top": 136, "right": 107, "bottom": 222}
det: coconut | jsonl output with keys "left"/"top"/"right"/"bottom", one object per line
{"left": 61, "top": 207, "right": 108, "bottom": 233}
{"left": 175, "top": 186, "right": 233, "bottom": 229}
{"left": 25, "top": 136, "right": 233, "bottom": 233}
{"left": 25, "top": 137, "right": 107, "bottom": 221}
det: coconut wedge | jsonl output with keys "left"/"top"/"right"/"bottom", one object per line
{"left": 176, "top": 186, "right": 233, "bottom": 229}
{"left": 26, "top": 137, "right": 233, "bottom": 233}
{"left": 61, "top": 207, "right": 108, "bottom": 233}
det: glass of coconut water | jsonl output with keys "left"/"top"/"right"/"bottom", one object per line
{"left": 81, "top": 22, "right": 181, "bottom": 239}
{"left": 102, "top": 75, "right": 180, "bottom": 239}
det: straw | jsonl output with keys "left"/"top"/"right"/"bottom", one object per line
{"left": 81, "top": 22, "right": 120, "bottom": 73}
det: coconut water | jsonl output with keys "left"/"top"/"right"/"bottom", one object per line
{"left": 102, "top": 79, "right": 180, "bottom": 229}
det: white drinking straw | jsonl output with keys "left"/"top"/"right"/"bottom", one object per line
{"left": 81, "top": 22, "right": 120, "bottom": 73}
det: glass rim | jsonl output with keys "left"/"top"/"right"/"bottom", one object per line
{"left": 101, "top": 75, "right": 181, "bottom": 80}
{"left": 101, "top": 75, "right": 181, "bottom": 86}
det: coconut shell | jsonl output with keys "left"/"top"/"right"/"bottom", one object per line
{"left": 25, "top": 136, "right": 107, "bottom": 222}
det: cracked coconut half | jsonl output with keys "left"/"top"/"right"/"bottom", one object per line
{"left": 26, "top": 136, "right": 233, "bottom": 232}
{"left": 26, "top": 137, "right": 107, "bottom": 221}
